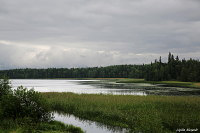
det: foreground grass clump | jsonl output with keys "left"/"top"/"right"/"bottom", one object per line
{"left": 43, "top": 92, "right": 200, "bottom": 133}
{"left": 0, "top": 78, "right": 83, "bottom": 133}
{"left": 0, "top": 118, "right": 83, "bottom": 133}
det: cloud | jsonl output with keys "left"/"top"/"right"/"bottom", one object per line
{"left": 0, "top": 0, "right": 200, "bottom": 69}
{"left": 0, "top": 40, "right": 162, "bottom": 69}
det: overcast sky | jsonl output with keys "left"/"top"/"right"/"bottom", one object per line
{"left": 0, "top": 0, "right": 200, "bottom": 69}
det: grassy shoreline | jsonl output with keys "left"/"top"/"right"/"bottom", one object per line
{"left": 0, "top": 120, "right": 83, "bottom": 133}
{"left": 43, "top": 92, "right": 200, "bottom": 133}
{"left": 115, "top": 78, "right": 200, "bottom": 89}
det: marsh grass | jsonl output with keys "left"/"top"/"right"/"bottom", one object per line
{"left": 116, "top": 79, "right": 200, "bottom": 89}
{"left": 0, "top": 118, "right": 83, "bottom": 133}
{"left": 43, "top": 92, "right": 200, "bottom": 133}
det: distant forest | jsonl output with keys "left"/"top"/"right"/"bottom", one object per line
{"left": 0, "top": 53, "right": 200, "bottom": 82}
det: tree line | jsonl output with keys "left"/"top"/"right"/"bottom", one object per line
{"left": 0, "top": 53, "right": 199, "bottom": 82}
{"left": 145, "top": 52, "right": 200, "bottom": 82}
{"left": 0, "top": 65, "right": 147, "bottom": 79}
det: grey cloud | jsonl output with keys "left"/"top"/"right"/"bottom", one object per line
{"left": 0, "top": 43, "right": 159, "bottom": 69}
{"left": 0, "top": 0, "right": 200, "bottom": 69}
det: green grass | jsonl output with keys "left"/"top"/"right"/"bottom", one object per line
{"left": 0, "top": 115, "right": 83, "bottom": 133}
{"left": 116, "top": 78, "right": 200, "bottom": 89}
{"left": 43, "top": 92, "right": 200, "bottom": 133}
{"left": 0, "top": 119, "right": 83, "bottom": 133}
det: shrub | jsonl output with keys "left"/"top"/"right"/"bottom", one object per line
{"left": 0, "top": 78, "right": 12, "bottom": 100}
{"left": 0, "top": 79, "right": 53, "bottom": 122}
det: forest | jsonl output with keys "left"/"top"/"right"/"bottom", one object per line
{"left": 0, "top": 53, "right": 200, "bottom": 82}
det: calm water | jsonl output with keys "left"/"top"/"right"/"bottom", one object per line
{"left": 54, "top": 112, "right": 128, "bottom": 133}
{"left": 10, "top": 79, "right": 200, "bottom": 96}
{"left": 11, "top": 79, "right": 147, "bottom": 95}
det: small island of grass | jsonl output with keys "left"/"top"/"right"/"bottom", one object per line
{"left": 116, "top": 78, "right": 200, "bottom": 89}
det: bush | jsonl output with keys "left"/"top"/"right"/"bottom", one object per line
{"left": 0, "top": 79, "right": 84, "bottom": 133}
{"left": 0, "top": 78, "right": 12, "bottom": 100}
{"left": 0, "top": 79, "right": 53, "bottom": 123}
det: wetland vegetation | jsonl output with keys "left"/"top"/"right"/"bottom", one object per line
{"left": 43, "top": 92, "right": 200, "bottom": 133}
{"left": 116, "top": 78, "right": 200, "bottom": 89}
{"left": 1, "top": 78, "right": 200, "bottom": 132}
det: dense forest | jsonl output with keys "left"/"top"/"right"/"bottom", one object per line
{"left": 0, "top": 53, "right": 200, "bottom": 82}
{"left": 145, "top": 53, "right": 200, "bottom": 82}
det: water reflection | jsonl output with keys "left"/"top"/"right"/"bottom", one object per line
{"left": 10, "top": 79, "right": 200, "bottom": 96}
{"left": 54, "top": 112, "right": 128, "bottom": 133}
{"left": 79, "top": 80, "right": 200, "bottom": 96}
{"left": 10, "top": 79, "right": 147, "bottom": 95}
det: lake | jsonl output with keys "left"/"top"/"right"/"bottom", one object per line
{"left": 10, "top": 79, "right": 200, "bottom": 133}
{"left": 11, "top": 79, "right": 200, "bottom": 96}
